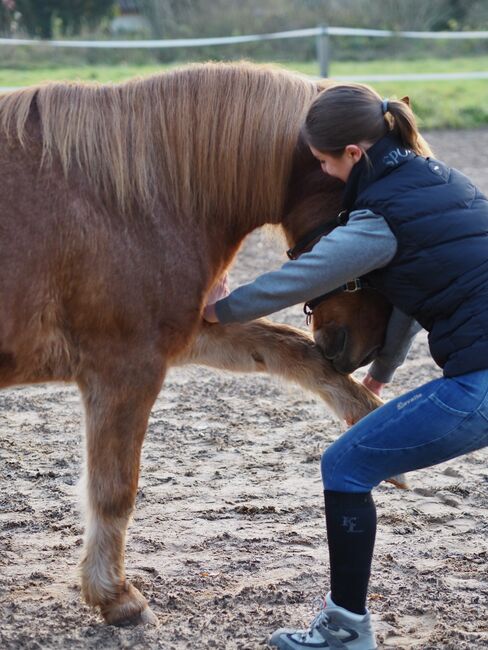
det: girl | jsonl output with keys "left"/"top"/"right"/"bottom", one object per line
{"left": 203, "top": 82, "right": 488, "bottom": 649}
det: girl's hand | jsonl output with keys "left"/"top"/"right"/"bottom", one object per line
{"left": 203, "top": 303, "right": 219, "bottom": 323}
{"left": 362, "top": 373, "right": 385, "bottom": 397}
{"left": 203, "top": 274, "right": 230, "bottom": 323}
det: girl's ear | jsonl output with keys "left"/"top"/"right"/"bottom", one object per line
{"left": 345, "top": 144, "right": 364, "bottom": 162}
{"left": 401, "top": 96, "right": 410, "bottom": 106}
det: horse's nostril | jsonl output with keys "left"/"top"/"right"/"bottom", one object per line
{"left": 317, "top": 327, "right": 347, "bottom": 360}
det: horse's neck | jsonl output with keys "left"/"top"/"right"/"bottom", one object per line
{"left": 202, "top": 215, "right": 271, "bottom": 277}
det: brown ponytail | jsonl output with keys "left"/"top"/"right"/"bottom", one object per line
{"left": 386, "top": 97, "right": 432, "bottom": 156}
{"left": 304, "top": 82, "right": 432, "bottom": 157}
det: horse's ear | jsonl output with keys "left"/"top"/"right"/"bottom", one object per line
{"left": 401, "top": 96, "right": 410, "bottom": 107}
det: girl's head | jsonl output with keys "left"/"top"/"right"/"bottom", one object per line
{"left": 304, "top": 82, "right": 431, "bottom": 182}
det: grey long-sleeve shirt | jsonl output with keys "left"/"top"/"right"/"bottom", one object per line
{"left": 214, "top": 209, "right": 423, "bottom": 382}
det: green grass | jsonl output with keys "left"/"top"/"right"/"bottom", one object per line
{"left": 289, "top": 55, "right": 488, "bottom": 76}
{"left": 1, "top": 55, "right": 488, "bottom": 129}
{"left": 286, "top": 57, "right": 488, "bottom": 129}
{"left": 0, "top": 64, "right": 172, "bottom": 85}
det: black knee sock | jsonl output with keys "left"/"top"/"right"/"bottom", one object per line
{"left": 324, "top": 490, "right": 377, "bottom": 615}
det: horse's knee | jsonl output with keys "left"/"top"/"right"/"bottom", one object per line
{"left": 86, "top": 468, "right": 137, "bottom": 519}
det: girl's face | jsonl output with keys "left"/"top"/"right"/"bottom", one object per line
{"left": 309, "top": 144, "right": 365, "bottom": 183}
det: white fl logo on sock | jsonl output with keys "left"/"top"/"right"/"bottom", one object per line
{"left": 341, "top": 516, "right": 364, "bottom": 533}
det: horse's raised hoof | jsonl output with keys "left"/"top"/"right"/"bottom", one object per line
{"left": 101, "top": 583, "right": 159, "bottom": 627}
{"left": 385, "top": 473, "right": 408, "bottom": 489}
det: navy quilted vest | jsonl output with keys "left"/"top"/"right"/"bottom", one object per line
{"left": 343, "top": 134, "right": 488, "bottom": 377}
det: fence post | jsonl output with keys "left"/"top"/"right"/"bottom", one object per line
{"left": 316, "top": 24, "right": 329, "bottom": 77}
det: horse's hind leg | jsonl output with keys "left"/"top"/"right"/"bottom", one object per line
{"left": 77, "top": 351, "right": 165, "bottom": 625}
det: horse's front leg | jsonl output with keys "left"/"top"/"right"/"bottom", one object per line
{"left": 179, "top": 319, "right": 383, "bottom": 421}
{"left": 182, "top": 321, "right": 407, "bottom": 488}
{"left": 77, "top": 348, "right": 165, "bottom": 625}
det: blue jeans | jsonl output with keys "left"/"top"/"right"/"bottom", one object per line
{"left": 321, "top": 369, "right": 488, "bottom": 492}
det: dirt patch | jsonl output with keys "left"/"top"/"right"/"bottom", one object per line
{"left": 0, "top": 129, "right": 487, "bottom": 649}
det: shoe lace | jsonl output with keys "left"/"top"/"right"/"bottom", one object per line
{"left": 312, "top": 595, "right": 325, "bottom": 613}
{"left": 299, "top": 596, "right": 330, "bottom": 641}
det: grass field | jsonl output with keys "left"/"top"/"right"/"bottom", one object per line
{"left": 1, "top": 55, "right": 488, "bottom": 129}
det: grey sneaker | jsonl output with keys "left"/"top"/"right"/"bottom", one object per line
{"left": 269, "top": 592, "right": 377, "bottom": 649}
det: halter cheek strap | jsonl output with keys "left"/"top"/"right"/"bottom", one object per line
{"left": 286, "top": 210, "right": 349, "bottom": 260}
{"left": 303, "top": 278, "right": 370, "bottom": 325}
{"left": 286, "top": 209, "right": 373, "bottom": 326}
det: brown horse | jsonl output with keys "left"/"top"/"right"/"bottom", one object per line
{"left": 0, "top": 62, "right": 389, "bottom": 625}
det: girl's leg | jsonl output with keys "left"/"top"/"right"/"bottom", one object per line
{"left": 269, "top": 371, "right": 488, "bottom": 649}
{"left": 321, "top": 369, "right": 488, "bottom": 615}
{"left": 324, "top": 490, "right": 376, "bottom": 615}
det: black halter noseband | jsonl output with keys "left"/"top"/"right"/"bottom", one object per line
{"left": 286, "top": 209, "right": 370, "bottom": 325}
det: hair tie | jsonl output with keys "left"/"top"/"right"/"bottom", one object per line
{"left": 381, "top": 98, "right": 389, "bottom": 115}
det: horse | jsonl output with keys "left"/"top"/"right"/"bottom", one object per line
{"left": 0, "top": 61, "right": 390, "bottom": 626}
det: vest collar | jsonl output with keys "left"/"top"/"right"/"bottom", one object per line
{"left": 342, "top": 133, "right": 416, "bottom": 210}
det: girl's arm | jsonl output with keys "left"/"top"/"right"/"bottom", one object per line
{"left": 368, "top": 307, "right": 423, "bottom": 383}
{"left": 209, "top": 210, "right": 398, "bottom": 325}
{"left": 362, "top": 307, "right": 423, "bottom": 397}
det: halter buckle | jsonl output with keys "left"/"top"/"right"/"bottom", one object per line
{"left": 304, "top": 302, "right": 313, "bottom": 326}
{"left": 336, "top": 209, "right": 349, "bottom": 226}
{"left": 344, "top": 279, "right": 362, "bottom": 292}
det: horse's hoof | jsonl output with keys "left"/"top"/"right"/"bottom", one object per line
{"left": 114, "top": 605, "right": 159, "bottom": 628}
{"left": 135, "top": 606, "right": 159, "bottom": 627}
{"left": 102, "top": 582, "right": 158, "bottom": 627}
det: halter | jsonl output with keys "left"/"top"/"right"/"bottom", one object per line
{"left": 285, "top": 209, "right": 369, "bottom": 325}
{"left": 286, "top": 209, "right": 349, "bottom": 260}
{"left": 303, "top": 278, "right": 369, "bottom": 325}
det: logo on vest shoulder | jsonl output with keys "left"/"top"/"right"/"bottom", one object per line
{"left": 383, "top": 147, "right": 412, "bottom": 167}
{"left": 427, "top": 160, "right": 446, "bottom": 177}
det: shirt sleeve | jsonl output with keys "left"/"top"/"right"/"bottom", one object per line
{"left": 368, "top": 307, "right": 423, "bottom": 383}
{"left": 215, "top": 210, "right": 398, "bottom": 324}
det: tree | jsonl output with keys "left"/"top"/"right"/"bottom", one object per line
{"left": 13, "top": 0, "right": 116, "bottom": 39}
{"left": 0, "top": 0, "right": 16, "bottom": 36}
{"left": 140, "top": 0, "right": 200, "bottom": 39}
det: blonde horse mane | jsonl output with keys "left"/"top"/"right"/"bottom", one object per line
{"left": 0, "top": 62, "right": 317, "bottom": 224}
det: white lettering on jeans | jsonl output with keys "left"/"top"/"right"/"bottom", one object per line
{"left": 397, "top": 393, "right": 423, "bottom": 410}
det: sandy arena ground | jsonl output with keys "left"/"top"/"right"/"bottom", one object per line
{"left": 0, "top": 130, "right": 487, "bottom": 649}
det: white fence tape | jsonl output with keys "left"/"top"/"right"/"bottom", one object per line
{"left": 334, "top": 71, "right": 488, "bottom": 81}
{"left": 327, "top": 27, "right": 488, "bottom": 39}
{"left": 1, "top": 26, "right": 488, "bottom": 48}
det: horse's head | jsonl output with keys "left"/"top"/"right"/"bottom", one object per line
{"left": 307, "top": 289, "right": 392, "bottom": 374}
{"left": 282, "top": 133, "right": 391, "bottom": 374}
